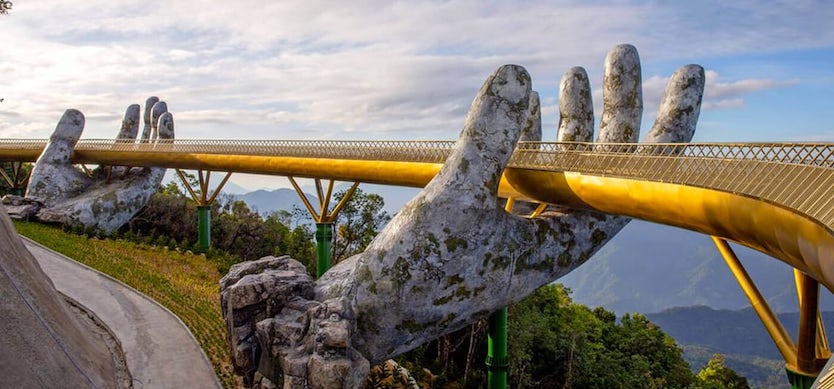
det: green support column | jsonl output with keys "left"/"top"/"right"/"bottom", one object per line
{"left": 786, "top": 369, "right": 815, "bottom": 389}
{"left": 197, "top": 205, "right": 211, "bottom": 252}
{"left": 487, "top": 307, "right": 509, "bottom": 389}
{"left": 315, "top": 222, "right": 333, "bottom": 278}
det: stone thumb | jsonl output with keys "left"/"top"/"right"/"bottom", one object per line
{"left": 432, "top": 65, "right": 532, "bottom": 201}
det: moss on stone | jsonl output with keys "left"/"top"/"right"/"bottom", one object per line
{"left": 444, "top": 237, "right": 468, "bottom": 252}
{"left": 591, "top": 229, "right": 608, "bottom": 246}
{"left": 396, "top": 319, "right": 426, "bottom": 333}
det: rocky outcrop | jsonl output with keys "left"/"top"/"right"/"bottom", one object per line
{"left": 0, "top": 205, "right": 128, "bottom": 388}
{"left": 220, "top": 256, "right": 368, "bottom": 388}
{"left": 221, "top": 45, "right": 706, "bottom": 388}
{"left": 9, "top": 98, "right": 173, "bottom": 233}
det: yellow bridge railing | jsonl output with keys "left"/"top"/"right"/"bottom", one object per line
{"left": 1, "top": 139, "right": 832, "bottom": 231}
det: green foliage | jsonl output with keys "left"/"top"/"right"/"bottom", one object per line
{"left": 397, "top": 284, "right": 730, "bottom": 389}
{"left": 507, "top": 285, "right": 696, "bottom": 389}
{"left": 333, "top": 188, "right": 391, "bottom": 262}
{"left": 121, "top": 186, "right": 318, "bottom": 274}
{"left": 0, "top": 162, "right": 32, "bottom": 196}
{"left": 697, "top": 354, "right": 751, "bottom": 389}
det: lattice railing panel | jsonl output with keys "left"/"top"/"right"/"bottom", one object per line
{"left": 1, "top": 139, "right": 832, "bottom": 229}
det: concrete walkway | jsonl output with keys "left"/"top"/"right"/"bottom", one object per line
{"left": 23, "top": 238, "right": 223, "bottom": 389}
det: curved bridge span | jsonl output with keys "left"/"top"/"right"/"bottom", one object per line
{"left": 2, "top": 138, "right": 834, "bottom": 381}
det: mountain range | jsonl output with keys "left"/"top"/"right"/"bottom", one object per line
{"left": 646, "top": 306, "right": 834, "bottom": 388}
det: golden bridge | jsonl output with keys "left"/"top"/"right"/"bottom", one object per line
{"left": 2, "top": 138, "right": 834, "bottom": 387}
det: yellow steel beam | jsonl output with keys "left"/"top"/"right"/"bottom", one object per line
{"left": 795, "top": 269, "right": 832, "bottom": 362}
{"left": 711, "top": 236, "right": 798, "bottom": 365}
{"left": 288, "top": 176, "right": 322, "bottom": 222}
{"left": 504, "top": 197, "right": 515, "bottom": 213}
{"left": 176, "top": 169, "right": 204, "bottom": 206}
{"left": 328, "top": 182, "right": 360, "bottom": 222}
{"left": 528, "top": 203, "right": 548, "bottom": 218}
{"left": 0, "top": 163, "right": 13, "bottom": 187}
{"left": 796, "top": 270, "right": 823, "bottom": 375}
{"left": 2, "top": 142, "right": 833, "bottom": 294}
{"left": 206, "top": 172, "right": 233, "bottom": 205}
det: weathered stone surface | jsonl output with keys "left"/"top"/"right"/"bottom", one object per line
{"left": 26, "top": 109, "right": 93, "bottom": 205}
{"left": 558, "top": 66, "right": 594, "bottom": 142}
{"left": 117, "top": 104, "right": 141, "bottom": 140}
{"left": 597, "top": 44, "right": 643, "bottom": 143}
{"left": 0, "top": 205, "right": 126, "bottom": 388}
{"left": 1, "top": 195, "right": 41, "bottom": 219}
{"left": 141, "top": 96, "right": 159, "bottom": 141}
{"left": 23, "top": 100, "right": 173, "bottom": 233}
{"left": 519, "top": 91, "right": 541, "bottom": 142}
{"left": 645, "top": 64, "right": 705, "bottom": 143}
{"left": 222, "top": 45, "right": 705, "bottom": 388}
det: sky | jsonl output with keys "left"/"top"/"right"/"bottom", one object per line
{"left": 2, "top": 0, "right": 834, "bottom": 191}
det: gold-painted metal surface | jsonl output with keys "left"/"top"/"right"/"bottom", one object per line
{"left": 0, "top": 161, "right": 27, "bottom": 188}
{"left": 504, "top": 197, "right": 515, "bottom": 213}
{"left": 289, "top": 177, "right": 360, "bottom": 223}
{"left": 1, "top": 139, "right": 833, "bottom": 287}
{"left": 528, "top": 203, "right": 548, "bottom": 219}
{"left": 176, "top": 169, "right": 232, "bottom": 206}
{"left": 795, "top": 269, "right": 832, "bottom": 364}
{"left": 796, "top": 270, "right": 824, "bottom": 374}
{"left": 713, "top": 236, "right": 798, "bottom": 365}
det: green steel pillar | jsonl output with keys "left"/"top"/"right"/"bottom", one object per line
{"left": 315, "top": 222, "right": 333, "bottom": 278}
{"left": 197, "top": 205, "right": 211, "bottom": 252}
{"left": 487, "top": 307, "right": 509, "bottom": 389}
{"left": 786, "top": 368, "right": 815, "bottom": 389}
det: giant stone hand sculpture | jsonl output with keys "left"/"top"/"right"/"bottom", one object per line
{"left": 5, "top": 97, "right": 173, "bottom": 233}
{"left": 220, "top": 44, "right": 705, "bottom": 388}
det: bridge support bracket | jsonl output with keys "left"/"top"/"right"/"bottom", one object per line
{"left": 1, "top": 161, "right": 30, "bottom": 196}
{"left": 786, "top": 368, "right": 817, "bottom": 389}
{"left": 315, "top": 223, "right": 334, "bottom": 278}
{"left": 176, "top": 169, "right": 232, "bottom": 251}
{"left": 197, "top": 205, "right": 211, "bottom": 252}
{"left": 288, "top": 177, "right": 359, "bottom": 277}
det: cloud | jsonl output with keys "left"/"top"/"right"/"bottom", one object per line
{"left": 2, "top": 0, "right": 832, "bottom": 141}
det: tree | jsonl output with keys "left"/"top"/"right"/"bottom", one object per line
{"left": 0, "top": 162, "right": 31, "bottom": 196}
{"left": 332, "top": 188, "right": 391, "bottom": 262}
{"left": 697, "top": 354, "right": 750, "bottom": 389}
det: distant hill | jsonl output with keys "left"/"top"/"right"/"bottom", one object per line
{"left": 236, "top": 184, "right": 420, "bottom": 216}
{"left": 237, "top": 188, "right": 309, "bottom": 215}
{"left": 161, "top": 171, "right": 250, "bottom": 195}
{"left": 559, "top": 220, "right": 834, "bottom": 314}
{"left": 646, "top": 305, "right": 834, "bottom": 388}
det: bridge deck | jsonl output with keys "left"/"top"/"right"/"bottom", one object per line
{"left": 2, "top": 139, "right": 833, "bottom": 291}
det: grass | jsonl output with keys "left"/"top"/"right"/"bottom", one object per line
{"left": 13, "top": 220, "right": 240, "bottom": 389}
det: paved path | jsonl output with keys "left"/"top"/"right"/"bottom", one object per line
{"left": 24, "top": 238, "right": 223, "bottom": 389}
